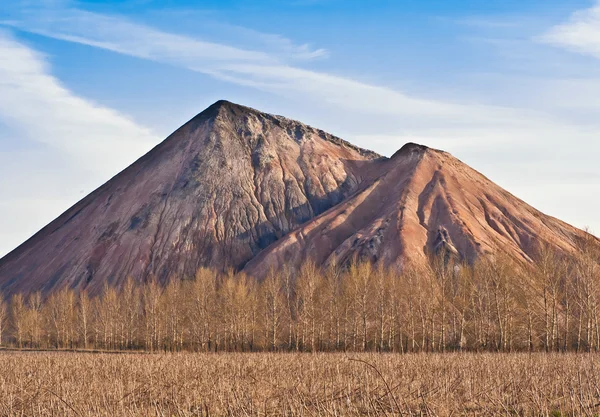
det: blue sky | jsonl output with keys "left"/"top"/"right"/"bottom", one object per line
{"left": 1, "top": 0, "right": 600, "bottom": 256}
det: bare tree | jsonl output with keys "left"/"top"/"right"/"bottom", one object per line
{"left": 25, "top": 292, "right": 43, "bottom": 348}
{"left": 372, "top": 264, "right": 391, "bottom": 352}
{"left": 572, "top": 234, "right": 600, "bottom": 352}
{"left": 141, "top": 278, "right": 162, "bottom": 352}
{"left": 295, "top": 261, "right": 321, "bottom": 351}
{"left": 119, "top": 278, "right": 140, "bottom": 350}
{"left": 189, "top": 268, "right": 217, "bottom": 352}
{"left": 534, "top": 244, "right": 568, "bottom": 352}
{"left": 0, "top": 295, "right": 6, "bottom": 346}
{"left": 45, "top": 288, "right": 76, "bottom": 349}
{"left": 77, "top": 290, "right": 92, "bottom": 349}
{"left": 344, "top": 261, "right": 374, "bottom": 352}
{"left": 261, "top": 269, "right": 285, "bottom": 351}
{"left": 163, "top": 278, "right": 184, "bottom": 351}
{"left": 449, "top": 262, "right": 476, "bottom": 351}
{"left": 11, "top": 294, "right": 26, "bottom": 348}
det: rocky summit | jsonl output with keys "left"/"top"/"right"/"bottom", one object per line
{"left": 0, "top": 101, "right": 594, "bottom": 294}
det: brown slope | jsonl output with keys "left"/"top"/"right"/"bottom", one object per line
{"left": 0, "top": 100, "right": 382, "bottom": 295}
{"left": 243, "top": 143, "right": 591, "bottom": 277}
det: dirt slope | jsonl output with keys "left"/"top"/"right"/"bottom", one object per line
{"left": 0, "top": 101, "right": 381, "bottom": 294}
{"left": 243, "top": 143, "right": 589, "bottom": 277}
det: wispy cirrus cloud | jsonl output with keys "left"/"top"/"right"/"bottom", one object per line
{"left": 2, "top": 4, "right": 599, "bottom": 174}
{"left": 3, "top": 8, "right": 276, "bottom": 65}
{"left": 253, "top": 33, "right": 328, "bottom": 60}
{"left": 7, "top": 2, "right": 597, "bottom": 148}
{"left": 206, "top": 22, "right": 329, "bottom": 60}
{"left": 539, "top": 1, "right": 600, "bottom": 58}
{"left": 1, "top": 4, "right": 539, "bottom": 127}
{"left": 0, "top": 30, "right": 158, "bottom": 256}
{"left": 1, "top": 3, "right": 598, "bottom": 163}
{"left": 0, "top": 29, "right": 158, "bottom": 174}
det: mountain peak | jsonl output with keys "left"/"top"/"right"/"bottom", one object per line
{"left": 208, "top": 99, "right": 253, "bottom": 114}
{"left": 189, "top": 99, "right": 256, "bottom": 124}
{"left": 212, "top": 99, "right": 236, "bottom": 107}
{"left": 185, "top": 100, "right": 382, "bottom": 160}
{"left": 391, "top": 142, "right": 447, "bottom": 160}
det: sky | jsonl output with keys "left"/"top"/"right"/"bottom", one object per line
{"left": 0, "top": 0, "right": 599, "bottom": 257}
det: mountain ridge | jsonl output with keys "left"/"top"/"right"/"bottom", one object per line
{"left": 243, "top": 136, "right": 592, "bottom": 277}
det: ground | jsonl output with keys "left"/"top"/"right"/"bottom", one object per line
{"left": 1, "top": 351, "right": 598, "bottom": 416}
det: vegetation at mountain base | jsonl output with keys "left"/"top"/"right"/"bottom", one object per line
{"left": 1, "top": 238, "right": 599, "bottom": 354}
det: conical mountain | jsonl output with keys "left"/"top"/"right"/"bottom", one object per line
{"left": 0, "top": 101, "right": 595, "bottom": 295}
{"left": 0, "top": 101, "right": 381, "bottom": 294}
{"left": 243, "top": 143, "right": 593, "bottom": 277}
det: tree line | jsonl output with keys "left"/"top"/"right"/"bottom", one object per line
{"left": 0, "top": 238, "right": 599, "bottom": 353}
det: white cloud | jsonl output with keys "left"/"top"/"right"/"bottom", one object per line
{"left": 539, "top": 1, "right": 600, "bottom": 58}
{"left": 5, "top": 8, "right": 276, "bottom": 64}
{"left": 211, "top": 23, "right": 329, "bottom": 60}
{"left": 2, "top": 6, "right": 507, "bottom": 123}
{"left": 9, "top": 3, "right": 597, "bottom": 143}
{"left": 0, "top": 31, "right": 158, "bottom": 256}
{"left": 0, "top": 31, "right": 157, "bottom": 171}
{"left": 250, "top": 33, "right": 328, "bottom": 60}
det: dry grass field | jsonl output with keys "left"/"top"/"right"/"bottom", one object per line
{"left": 0, "top": 352, "right": 599, "bottom": 416}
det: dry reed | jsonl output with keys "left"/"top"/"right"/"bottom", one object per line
{"left": 0, "top": 352, "right": 599, "bottom": 416}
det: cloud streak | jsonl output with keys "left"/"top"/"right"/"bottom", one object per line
{"left": 0, "top": 31, "right": 158, "bottom": 255}
{"left": 539, "top": 1, "right": 600, "bottom": 59}
{"left": 214, "top": 23, "right": 329, "bottom": 60}
{"left": 3, "top": 5, "right": 515, "bottom": 125}
{"left": 0, "top": 30, "right": 158, "bottom": 170}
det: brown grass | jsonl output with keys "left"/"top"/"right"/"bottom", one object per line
{"left": 0, "top": 352, "right": 599, "bottom": 416}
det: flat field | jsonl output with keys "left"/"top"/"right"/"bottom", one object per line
{"left": 0, "top": 352, "right": 599, "bottom": 416}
